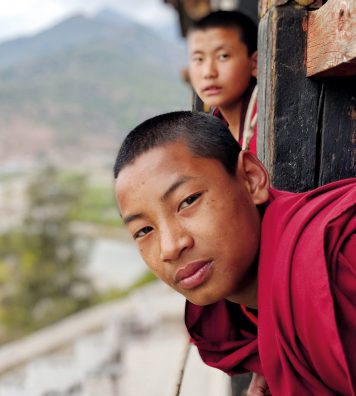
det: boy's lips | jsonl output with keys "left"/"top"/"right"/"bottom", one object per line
{"left": 174, "top": 260, "right": 213, "bottom": 290}
{"left": 202, "top": 85, "right": 222, "bottom": 95}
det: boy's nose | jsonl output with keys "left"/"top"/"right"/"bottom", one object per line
{"left": 203, "top": 59, "right": 218, "bottom": 79}
{"left": 159, "top": 224, "right": 194, "bottom": 262}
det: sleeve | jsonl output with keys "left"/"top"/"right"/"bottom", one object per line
{"left": 332, "top": 232, "right": 356, "bottom": 390}
{"left": 185, "top": 299, "right": 262, "bottom": 375}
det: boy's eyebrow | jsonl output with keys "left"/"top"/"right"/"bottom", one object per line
{"left": 122, "top": 175, "right": 195, "bottom": 225}
{"left": 214, "top": 44, "right": 232, "bottom": 52}
{"left": 191, "top": 44, "right": 231, "bottom": 55}
{"left": 161, "top": 175, "right": 194, "bottom": 202}
{"left": 122, "top": 212, "right": 144, "bottom": 225}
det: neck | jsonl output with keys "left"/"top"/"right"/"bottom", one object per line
{"left": 226, "top": 272, "right": 258, "bottom": 309}
{"left": 219, "top": 80, "right": 256, "bottom": 141}
{"left": 219, "top": 101, "right": 243, "bottom": 141}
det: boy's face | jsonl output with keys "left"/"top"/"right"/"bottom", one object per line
{"left": 115, "top": 141, "right": 269, "bottom": 306}
{"left": 187, "top": 27, "right": 257, "bottom": 110}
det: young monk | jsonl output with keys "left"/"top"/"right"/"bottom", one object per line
{"left": 113, "top": 111, "right": 356, "bottom": 396}
{"left": 187, "top": 11, "right": 258, "bottom": 153}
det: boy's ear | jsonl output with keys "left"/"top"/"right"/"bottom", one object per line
{"left": 250, "top": 50, "right": 257, "bottom": 78}
{"left": 236, "top": 151, "right": 269, "bottom": 205}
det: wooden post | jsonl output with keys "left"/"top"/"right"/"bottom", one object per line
{"left": 258, "top": 0, "right": 356, "bottom": 192}
{"left": 316, "top": 78, "right": 356, "bottom": 185}
{"left": 258, "top": 3, "right": 320, "bottom": 191}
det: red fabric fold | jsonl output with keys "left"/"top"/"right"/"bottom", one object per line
{"left": 259, "top": 179, "right": 356, "bottom": 395}
{"left": 185, "top": 299, "right": 261, "bottom": 375}
{"left": 185, "top": 178, "right": 356, "bottom": 395}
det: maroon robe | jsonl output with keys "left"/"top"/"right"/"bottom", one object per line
{"left": 186, "top": 179, "right": 356, "bottom": 395}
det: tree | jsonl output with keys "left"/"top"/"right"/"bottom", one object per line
{"left": 0, "top": 166, "right": 96, "bottom": 343}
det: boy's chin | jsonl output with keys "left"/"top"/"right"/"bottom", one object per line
{"left": 201, "top": 98, "right": 220, "bottom": 109}
{"left": 183, "top": 293, "right": 221, "bottom": 307}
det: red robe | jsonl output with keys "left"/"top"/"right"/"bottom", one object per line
{"left": 185, "top": 179, "right": 356, "bottom": 395}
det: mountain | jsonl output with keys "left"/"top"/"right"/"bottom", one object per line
{"left": 0, "top": 9, "right": 190, "bottom": 168}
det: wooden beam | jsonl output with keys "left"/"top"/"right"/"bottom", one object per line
{"left": 258, "top": 1, "right": 356, "bottom": 191}
{"left": 258, "top": 6, "right": 320, "bottom": 192}
{"left": 317, "top": 78, "right": 356, "bottom": 184}
{"left": 259, "top": 0, "right": 322, "bottom": 18}
{"left": 306, "top": 0, "right": 356, "bottom": 77}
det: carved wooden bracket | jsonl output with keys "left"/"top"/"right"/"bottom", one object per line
{"left": 259, "top": 0, "right": 322, "bottom": 17}
{"left": 306, "top": 0, "right": 356, "bottom": 76}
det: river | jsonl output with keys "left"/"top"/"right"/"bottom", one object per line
{"left": 86, "top": 238, "right": 147, "bottom": 291}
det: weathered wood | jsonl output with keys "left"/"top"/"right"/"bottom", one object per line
{"left": 259, "top": 0, "right": 322, "bottom": 18}
{"left": 307, "top": 0, "right": 356, "bottom": 77}
{"left": 165, "top": 0, "right": 259, "bottom": 36}
{"left": 318, "top": 77, "right": 356, "bottom": 184}
{"left": 192, "top": 91, "right": 205, "bottom": 112}
{"left": 231, "top": 373, "right": 252, "bottom": 395}
{"left": 258, "top": 6, "right": 320, "bottom": 191}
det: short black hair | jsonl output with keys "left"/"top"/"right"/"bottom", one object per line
{"left": 113, "top": 111, "right": 241, "bottom": 179}
{"left": 188, "top": 10, "right": 257, "bottom": 55}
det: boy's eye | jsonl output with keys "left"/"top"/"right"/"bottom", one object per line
{"left": 179, "top": 193, "right": 201, "bottom": 211}
{"left": 218, "top": 53, "right": 229, "bottom": 61}
{"left": 134, "top": 226, "right": 153, "bottom": 240}
{"left": 192, "top": 55, "right": 203, "bottom": 63}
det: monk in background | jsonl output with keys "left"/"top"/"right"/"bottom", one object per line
{"left": 187, "top": 11, "right": 258, "bottom": 153}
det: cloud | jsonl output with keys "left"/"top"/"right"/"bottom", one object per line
{"left": 0, "top": 0, "right": 73, "bottom": 41}
{"left": 0, "top": 0, "right": 176, "bottom": 42}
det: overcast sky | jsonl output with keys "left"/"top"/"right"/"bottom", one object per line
{"left": 0, "top": 0, "right": 178, "bottom": 43}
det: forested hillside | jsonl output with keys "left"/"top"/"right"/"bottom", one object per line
{"left": 0, "top": 9, "right": 190, "bottom": 165}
